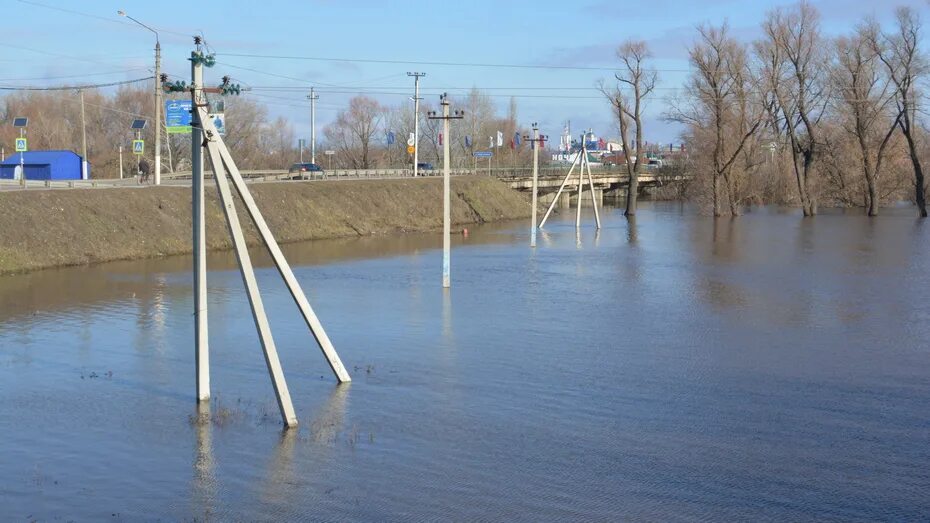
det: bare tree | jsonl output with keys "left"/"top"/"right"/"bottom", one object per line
{"left": 833, "top": 21, "right": 901, "bottom": 216}
{"left": 602, "top": 40, "right": 656, "bottom": 217}
{"left": 323, "top": 95, "right": 385, "bottom": 169}
{"left": 876, "top": 7, "right": 928, "bottom": 217}
{"left": 757, "top": 1, "right": 828, "bottom": 216}
{"left": 672, "top": 23, "right": 765, "bottom": 216}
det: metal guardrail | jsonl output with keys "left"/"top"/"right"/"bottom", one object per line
{"left": 1, "top": 165, "right": 687, "bottom": 190}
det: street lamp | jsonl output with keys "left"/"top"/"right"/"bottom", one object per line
{"left": 118, "top": 10, "right": 162, "bottom": 185}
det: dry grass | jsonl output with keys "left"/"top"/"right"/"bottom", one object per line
{"left": 0, "top": 177, "right": 531, "bottom": 274}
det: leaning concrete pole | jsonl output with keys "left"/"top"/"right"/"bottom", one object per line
{"left": 576, "top": 142, "right": 585, "bottom": 229}
{"left": 442, "top": 95, "right": 451, "bottom": 288}
{"left": 191, "top": 52, "right": 210, "bottom": 401}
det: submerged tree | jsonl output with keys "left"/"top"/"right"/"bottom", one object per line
{"left": 601, "top": 40, "right": 656, "bottom": 217}
{"left": 757, "top": 1, "right": 828, "bottom": 216}
{"left": 671, "top": 23, "right": 765, "bottom": 217}
{"left": 832, "top": 21, "right": 901, "bottom": 216}
{"left": 876, "top": 7, "right": 928, "bottom": 217}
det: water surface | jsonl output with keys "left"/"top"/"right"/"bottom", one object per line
{"left": 1, "top": 203, "right": 928, "bottom": 521}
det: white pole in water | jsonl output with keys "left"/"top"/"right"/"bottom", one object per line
{"left": 576, "top": 140, "right": 585, "bottom": 229}
{"left": 539, "top": 146, "right": 582, "bottom": 228}
{"left": 191, "top": 51, "right": 210, "bottom": 401}
{"left": 586, "top": 142, "right": 601, "bottom": 229}
{"left": 442, "top": 96, "right": 452, "bottom": 288}
{"left": 530, "top": 123, "right": 540, "bottom": 247}
{"left": 427, "top": 93, "right": 464, "bottom": 288}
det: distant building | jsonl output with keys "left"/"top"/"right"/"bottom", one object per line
{"left": 0, "top": 150, "right": 90, "bottom": 180}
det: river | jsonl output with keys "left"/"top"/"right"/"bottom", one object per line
{"left": 1, "top": 202, "right": 928, "bottom": 521}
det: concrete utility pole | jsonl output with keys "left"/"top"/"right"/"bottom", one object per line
{"left": 408, "top": 72, "right": 425, "bottom": 176}
{"left": 118, "top": 10, "right": 161, "bottom": 185}
{"left": 191, "top": 47, "right": 209, "bottom": 402}
{"left": 524, "top": 123, "right": 546, "bottom": 247}
{"left": 308, "top": 87, "right": 318, "bottom": 164}
{"left": 79, "top": 90, "right": 88, "bottom": 180}
{"left": 118, "top": 145, "right": 123, "bottom": 179}
{"left": 427, "top": 93, "right": 464, "bottom": 288}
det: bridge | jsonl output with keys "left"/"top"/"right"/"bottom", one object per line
{"left": 0, "top": 166, "right": 689, "bottom": 199}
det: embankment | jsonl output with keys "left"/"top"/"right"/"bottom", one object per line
{"left": 0, "top": 177, "right": 531, "bottom": 274}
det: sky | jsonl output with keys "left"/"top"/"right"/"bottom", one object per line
{"left": 2, "top": 0, "right": 927, "bottom": 146}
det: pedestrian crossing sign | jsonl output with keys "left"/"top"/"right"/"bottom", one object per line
{"left": 132, "top": 139, "right": 144, "bottom": 155}
{"left": 14, "top": 138, "right": 27, "bottom": 152}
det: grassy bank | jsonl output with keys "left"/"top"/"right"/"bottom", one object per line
{"left": 0, "top": 177, "right": 531, "bottom": 274}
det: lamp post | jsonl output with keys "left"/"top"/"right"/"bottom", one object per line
{"left": 118, "top": 10, "right": 161, "bottom": 185}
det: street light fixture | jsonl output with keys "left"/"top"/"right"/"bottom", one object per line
{"left": 118, "top": 9, "right": 162, "bottom": 185}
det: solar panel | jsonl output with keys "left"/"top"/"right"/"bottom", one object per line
{"left": 13, "top": 117, "right": 27, "bottom": 127}
{"left": 131, "top": 119, "right": 147, "bottom": 130}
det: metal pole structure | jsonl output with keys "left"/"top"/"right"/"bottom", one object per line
{"left": 117, "top": 11, "right": 160, "bottom": 184}
{"left": 19, "top": 129, "right": 24, "bottom": 187}
{"left": 308, "top": 87, "right": 318, "bottom": 164}
{"left": 408, "top": 72, "right": 425, "bottom": 177}
{"left": 118, "top": 145, "right": 124, "bottom": 179}
{"left": 154, "top": 40, "right": 162, "bottom": 185}
{"left": 539, "top": 147, "right": 582, "bottom": 228}
{"left": 531, "top": 124, "right": 540, "bottom": 247}
{"left": 191, "top": 50, "right": 209, "bottom": 402}
{"left": 80, "top": 90, "right": 88, "bottom": 180}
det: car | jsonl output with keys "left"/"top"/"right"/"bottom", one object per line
{"left": 288, "top": 162, "right": 324, "bottom": 179}
{"left": 417, "top": 162, "right": 434, "bottom": 171}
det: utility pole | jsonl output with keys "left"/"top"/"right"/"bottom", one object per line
{"left": 408, "top": 72, "right": 425, "bottom": 176}
{"left": 307, "top": 87, "right": 318, "bottom": 164}
{"left": 118, "top": 145, "right": 124, "bottom": 179}
{"left": 154, "top": 38, "right": 162, "bottom": 185}
{"left": 118, "top": 10, "right": 161, "bottom": 184}
{"left": 80, "top": 90, "right": 88, "bottom": 180}
{"left": 524, "top": 123, "right": 547, "bottom": 247}
{"left": 427, "top": 93, "right": 464, "bottom": 288}
{"left": 190, "top": 43, "right": 209, "bottom": 402}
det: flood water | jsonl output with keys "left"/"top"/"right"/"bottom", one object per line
{"left": 1, "top": 202, "right": 929, "bottom": 521}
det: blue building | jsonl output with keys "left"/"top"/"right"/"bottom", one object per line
{"left": 0, "top": 150, "right": 89, "bottom": 180}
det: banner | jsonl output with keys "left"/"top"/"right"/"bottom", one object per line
{"left": 496, "top": 131, "right": 503, "bottom": 147}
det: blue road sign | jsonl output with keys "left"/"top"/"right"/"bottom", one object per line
{"left": 165, "top": 99, "right": 193, "bottom": 134}
{"left": 473, "top": 151, "right": 493, "bottom": 158}
{"left": 132, "top": 139, "right": 145, "bottom": 155}
{"left": 14, "top": 138, "right": 27, "bottom": 152}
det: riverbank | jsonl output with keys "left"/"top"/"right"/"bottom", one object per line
{"left": 0, "top": 177, "right": 532, "bottom": 274}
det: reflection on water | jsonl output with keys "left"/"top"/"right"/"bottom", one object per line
{"left": 1, "top": 202, "right": 929, "bottom": 521}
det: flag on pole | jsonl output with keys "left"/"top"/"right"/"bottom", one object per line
{"left": 439, "top": 132, "right": 443, "bottom": 146}
{"left": 509, "top": 138, "right": 515, "bottom": 150}
{"left": 514, "top": 132, "right": 521, "bottom": 147}
{"left": 465, "top": 135, "right": 472, "bottom": 148}
{"left": 386, "top": 131, "right": 395, "bottom": 145}
{"left": 489, "top": 136, "right": 494, "bottom": 148}
{"left": 496, "top": 131, "right": 503, "bottom": 147}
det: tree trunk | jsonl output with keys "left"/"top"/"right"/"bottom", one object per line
{"left": 712, "top": 173, "right": 722, "bottom": 217}
{"left": 902, "top": 129, "right": 927, "bottom": 217}
{"left": 625, "top": 170, "right": 638, "bottom": 216}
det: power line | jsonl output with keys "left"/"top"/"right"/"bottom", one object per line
{"left": 15, "top": 0, "right": 192, "bottom": 38}
{"left": 0, "top": 76, "right": 154, "bottom": 91}
{"left": 0, "top": 68, "right": 150, "bottom": 82}
{"left": 217, "top": 52, "right": 691, "bottom": 73}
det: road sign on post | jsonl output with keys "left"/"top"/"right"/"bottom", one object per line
{"left": 407, "top": 145, "right": 415, "bottom": 154}
{"left": 14, "top": 138, "right": 27, "bottom": 152}
{"left": 133, "top": 140, "right": 145, "bottom": 155}
{"left": 473, "top": 151, "right": 492, "bottom": 158}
